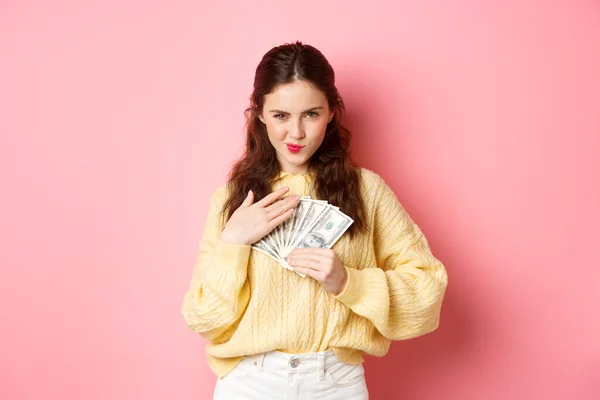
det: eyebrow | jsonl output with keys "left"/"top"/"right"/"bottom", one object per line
{"left": 268, "top": 107, "right": 324, "bottom": 114}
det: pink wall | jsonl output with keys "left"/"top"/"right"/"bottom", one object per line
{"left": 1, "top": 0, "right": 599, "bottom": 399}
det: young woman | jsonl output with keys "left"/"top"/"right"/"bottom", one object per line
{"left": 182, "top": 41, "right": 448, "bottom": 400}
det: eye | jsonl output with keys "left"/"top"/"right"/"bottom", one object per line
{"left": 274, "top": 114, "right": 287, "bottom": 120}
{"left": 306, "top": 111, "right": 319, "bottom": 118}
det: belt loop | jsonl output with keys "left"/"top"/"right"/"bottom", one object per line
{"left": 317, "top": 352, "right": 325, "bottom": 381}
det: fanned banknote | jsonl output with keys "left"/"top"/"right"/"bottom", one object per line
{"left": 251, "top": 197, "right": 353, "bottom": 277}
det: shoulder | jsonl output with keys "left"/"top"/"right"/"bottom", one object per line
{"left": 357, "top": 167, "right": 404, "bottom": 211}
{"left": 211, "top": 183, "right": 229, "bottom": 201}
{"left": 206, "top": 183, "right": 231, "bottom": 212}
{"left": 357, "top": 167, "right": 387, "bottom": 196}
{"left": 203, "top": 184, "right": 232, "bottom": 230}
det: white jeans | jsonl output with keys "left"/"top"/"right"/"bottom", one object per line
{"left": 213, "top": 349, "right": 369, "bottom": 400}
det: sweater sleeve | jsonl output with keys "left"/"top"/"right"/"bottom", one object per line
{"left": 181, "top": 187, "right": 251, "bottom": 341}
{"left": 333, "top": 176, "right": 448, "bottom": 340}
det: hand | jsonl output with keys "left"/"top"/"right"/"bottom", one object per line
{"left": 220, "top": 186, "right": 300, "bottom": 246}
{"left": 287, "top": 248, "right": 348, "bottom": 295}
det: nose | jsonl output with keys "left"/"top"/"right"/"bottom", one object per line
{"left": 289, "top": 118, "right": 305, "bottom": 140}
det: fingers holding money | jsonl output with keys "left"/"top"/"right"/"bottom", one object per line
{"left": 287, "top": 249, "right": 332, "bottom": 269}
{"left": 287, "top": 248, "right": 348, "bottom": 295}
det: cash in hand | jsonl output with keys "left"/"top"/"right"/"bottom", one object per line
{"left": 251, "top": 197, "right": 354, "bottom": 277}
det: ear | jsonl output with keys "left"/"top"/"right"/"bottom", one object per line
{"left": 258, "top": 114, "right": 265, "bottom": 124}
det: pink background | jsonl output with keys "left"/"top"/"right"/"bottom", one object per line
{"left": 2, "top": 0, "right": 599, "bottom": 399}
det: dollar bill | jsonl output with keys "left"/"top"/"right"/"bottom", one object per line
{"left": 283, "top": 206, "right": 354, "bottom": 260}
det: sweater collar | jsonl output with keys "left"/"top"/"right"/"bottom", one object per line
{"left": 276, "top": 170, "right": 315, "bottom": 182}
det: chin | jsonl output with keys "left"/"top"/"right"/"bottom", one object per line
{"left": 286, "top": 160, "right": 306, "bottom": 168}
{"left": 281, "top": 153, "right": 307, "bottom": 164}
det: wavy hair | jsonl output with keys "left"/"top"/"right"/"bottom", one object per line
{"left": 222, "top": 41, "right": 366, "bottom": 236}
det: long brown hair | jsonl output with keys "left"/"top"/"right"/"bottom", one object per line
{"left": 222, "top": 41, "right": 366, "bottom": 235}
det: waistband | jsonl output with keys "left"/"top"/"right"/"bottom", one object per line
{"left": 243, "top": 349, "right": 340, "bottom": 375}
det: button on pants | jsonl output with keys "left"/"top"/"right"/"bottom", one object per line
{"left": 213, "top": 349, "right": 369, "bottom": 400}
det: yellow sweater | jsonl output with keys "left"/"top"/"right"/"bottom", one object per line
{"left": 181, "top": 168, "right": 448, "bottom": 378}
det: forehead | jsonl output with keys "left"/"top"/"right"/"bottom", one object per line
{"left": 263, "top": 80, "right": 328, "bottom": 111}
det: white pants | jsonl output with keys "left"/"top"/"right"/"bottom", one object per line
{"left": 213, "top": 349, "right": 369, "bottom": 400}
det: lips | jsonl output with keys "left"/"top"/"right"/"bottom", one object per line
{"left": 286, "top": 144, "right": 304, "bottom": 153}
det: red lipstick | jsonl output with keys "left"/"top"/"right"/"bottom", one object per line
{"left": 286, "top": 144, "right": 304, "bottom": 153}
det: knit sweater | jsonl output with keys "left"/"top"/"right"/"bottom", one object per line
{"left": 181, "top": 168, "right": 448, "bottom": 378}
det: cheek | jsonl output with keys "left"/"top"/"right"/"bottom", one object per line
{"left": 266, "top": 122, "right": 287, "bottom": 141}
{"left": 309, "top": 121, "right": 328, "bottom": 143}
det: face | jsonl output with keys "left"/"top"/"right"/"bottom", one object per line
{"left": 259, "top": 80, "right": 334, "bottom": 175}
{"left": 303, "top": 233, "right": 326, "bottom": 248}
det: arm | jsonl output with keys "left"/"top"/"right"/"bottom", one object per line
{"left": 333, "top": 177, "right": 449, "bottom": 340}
{"left": 181, "top": 187, "right": 251, "bottom": 341}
